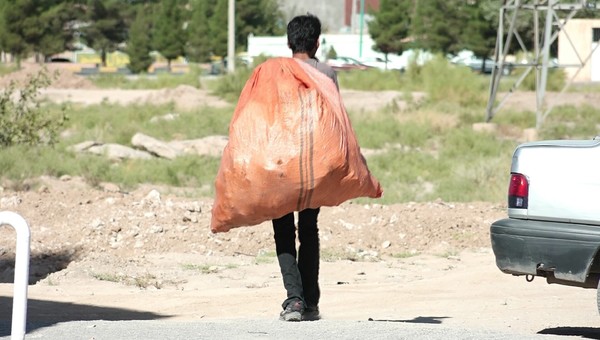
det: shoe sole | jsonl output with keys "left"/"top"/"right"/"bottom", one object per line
{"left": 302, "top": 312, "right": 320, "bottom": 321}
{"left": 280, "top": 311, "right": 302, "bottom": 321}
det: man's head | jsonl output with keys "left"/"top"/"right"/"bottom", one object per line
{"left": 287, "top": 14, "right": 321, "bottom": 56}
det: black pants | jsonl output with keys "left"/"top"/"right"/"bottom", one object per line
{"left": 272, "top": 208, "right": 320, "bottom": 310}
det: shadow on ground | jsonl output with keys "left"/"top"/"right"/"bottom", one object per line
{"left": 538, "top": 327, "right": 600, "bottom": 339}
{"left": 0, "top": 296, "right": 170, "bottom": 336}
{"left": 368, "top": 316, "right": 450, "bottom": 324}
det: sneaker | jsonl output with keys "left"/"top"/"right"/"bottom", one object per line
{"left": 279, "top": 300, "right": 304, "bottom": 321}
{"left": 303, "top": 306, "right": 320, "bottom": 321}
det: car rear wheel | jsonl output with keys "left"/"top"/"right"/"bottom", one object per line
{"left": 597, "top": 278, "right": 600, "bottom": 315}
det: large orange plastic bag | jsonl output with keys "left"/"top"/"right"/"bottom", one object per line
{"left": 211, "top": 57, "right": 382, "bottom": 233}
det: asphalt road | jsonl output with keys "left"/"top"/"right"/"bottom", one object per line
{"left": 0, "top": 319, "right": 585, "bottom": 340}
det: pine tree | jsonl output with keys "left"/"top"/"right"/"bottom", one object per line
{"left": 368, "top": 0, "right": 412, "bottom": 66}
{"left": 411, "top": 0, "right": 463, "bottom": 55}
{"left": 37, "top": 1, "right": 81, "bottom": 61}
{"left": 127, "top": 6, "right": 154, "bottom": 73}
{"left": 80, "top": 0, "right": 127, "bottom": 67}
{"left": 235, "top": 0, "right": 284, "bottom": 48}
{"left": 1, "top": 0, "right": 37, "bottom": 66}
{"left": 459, "top": 1, "right": 499, "bottom": 73}
{"left": 206, "top": 0, "right": 228, "bottom": 58}
{"left": 187, "top": 0, "right": 217, "bottom": 62}
{"left": 0, "top": 1, "right": 12, "bottom": 62}
{"left": 153, "top": 0, "right": 186, "bottom": 71}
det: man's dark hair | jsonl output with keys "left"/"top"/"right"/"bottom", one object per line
{"left": 287, "top": 14, "right": 321, "bottom": 54}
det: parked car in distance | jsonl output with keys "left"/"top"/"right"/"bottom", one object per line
{"left": 490, "top": 137, "right": 600, "bottom": 314}
{"left": 361, "top": 57, "right": 405, "bottom": 72}
{"left": 450, "top": 50, "right": 513, "bottom": 75}
{"left": 326, "top": 56, "right": 372, "bottom": 71}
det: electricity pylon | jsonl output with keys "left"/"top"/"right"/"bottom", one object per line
{"left": 486, "top": 0, "right": 598, "bottom": 129}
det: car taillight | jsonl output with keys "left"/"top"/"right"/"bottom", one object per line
{"left": 508, "top": 173, "right": 528, "bottom": 209}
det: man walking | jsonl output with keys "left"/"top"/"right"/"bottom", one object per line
{"left": 273, "top": 14, "right": 338, "bottom": 322}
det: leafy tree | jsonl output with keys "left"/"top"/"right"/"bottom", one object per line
{"left": 235, "top": 0, "right": 284, "bottom": 48}
{"left": 0, "top": 0, "right": 37, "bottom": 66}
{"left": 459, "top": 1, "right": 498, "bottom": 72}
{"left": 189, "top": 0, "right": 284, "bottom": 61}
{"left": 80, "top": 0, "right": 127, "bottom": 67}
{"left": 368, "top": 0, "right": 412, "bottom": 66}
{"left": 187, "top": 0, "right": 218, "bottom": 62}
{"left": 0, "top": 1, "right": 80, "bottom": 64}
{"left": 207, "top": 0, "right": 228, "bottom": 57}
{"left": 37, "top": 1, "right": 82, "bottom": 62}
{"left": 411, "top": 0, "right": 463, "bottom": 55}
{"left": 126, "top": 6, "right": 154, "bottom": 73}
{"left": 0, "top": 1, "right": 8, "bottom": 60}
{"left": 153, "top": 0, "right": 186, "bottom": 71}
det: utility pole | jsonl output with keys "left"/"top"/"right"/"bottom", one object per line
{"left": 227, "top": 0, "right": 235, "bottom": 73}
{"left": 351, "top": 0, "right": 357, "bottom": 33}
{"left": 359, "top": 0, "right": 365, "bottom": 58}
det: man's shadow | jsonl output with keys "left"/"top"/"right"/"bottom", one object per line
{"left": 368, "top": 316, "right": 450, "bottom": 324}
{"left": 538, "top": 327, "right": 600, "bottom": 339}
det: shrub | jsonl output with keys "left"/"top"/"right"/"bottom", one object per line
{"left": 420, "top": 56, "right": 488, "bottom": 107}
{"left": 337, "top": 68, "right": 405, "bottom": 91}
{"left": 211, "top": 66, "right": 253, "bottom": 103}
{"left": 0, "top": 68, "right": 67, "bottom": 147}
{"left": 514, "top": 67, "right": 566, "bottom": 92}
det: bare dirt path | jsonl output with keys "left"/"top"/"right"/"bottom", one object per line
{"left": 0, "top": 177, "right": 598, "bottom": 338}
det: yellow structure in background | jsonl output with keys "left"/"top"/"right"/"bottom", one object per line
{"left": 76, "top": 53, "right": 102, "bottom": 65}
{"left": 63, "top": 49, "right": 189, "bottom": 74}
{"left": 106, "top": 51, "right": 130, "bottom": 68}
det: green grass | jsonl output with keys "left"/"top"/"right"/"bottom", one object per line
{"left": 90, "top": 271, "right": 170, "bottom": 288}
{"left": 349, "top": 102, "right": 519, "bottom": 204}
{"left": 349, "top": 110, "right": 434, "bottom": 149}
{"left": 391, "top": 251, "right": 419, "bottom": 259}
{"left": 62, "top": 102, "right": 232, "bottom": 145}
{"left": 510, "top": 67, "right": 566, "bottom": 92}
{"left": 91, "top": 272, "right": 120, "bottom": 282}
{"left": 540, "top": 104, "right": 600, "bottom": 140}
{"left": 181, "top": 263, "right": 237, "bottom": 273}
{"left": 338, "top": 68, "right": 406, "bottom": 91}
{"left": 0, "top": 101, "right": 229, "bottom": 194}
{"left": 181, "top": 264, "right": 215, "bottom": 274}
{"left": 204, "top": 66, "right": 254, "bottom": 103}
{"left": 0, "top": 63, "right": 19, "bottom": 76}
{"left": 2, "top": 57, "right": 597, "bottom": 204}
{"left": 255, "top": 250, "right": 277, "bottom": 264}
{"left": 320, "top": 249, "right": 359, "bottom": 262}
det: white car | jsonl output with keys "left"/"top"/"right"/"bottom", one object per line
{"left": 326, "top": 56, "right": 372, "bottom": 71}
{"left": 491, "top": 137, "right": 600, "bottom": 314}
{"left": 361, "top": 57, "right": 405, "bottom": 71}
{"left": 450, "top": 50, "right": 513, "bottom": 75}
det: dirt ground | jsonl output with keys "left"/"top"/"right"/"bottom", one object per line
{"left": 0, "top": 64, "right": 600, "bottom": 338}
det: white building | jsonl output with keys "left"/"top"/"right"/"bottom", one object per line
{"left": 559, "top": 19, "right": 600, "bottom": 82}
{"left": 248, "top": 33, "right": 386, "bottom": 62}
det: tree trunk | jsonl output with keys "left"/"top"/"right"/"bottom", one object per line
{"left": 384, "top": 53, "right": 389, "bottom": 71}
